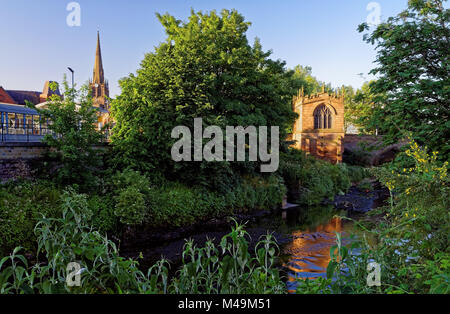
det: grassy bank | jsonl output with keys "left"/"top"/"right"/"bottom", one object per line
{"left": 0, "top": 148, "right": 362, "bottom": 257}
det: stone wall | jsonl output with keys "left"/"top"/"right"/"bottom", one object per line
{"left": 0, "top": 142, "right": 47, "bottom": 160}
{"left": 0, "top": 142, "right": 47, "bottom": 181}
{"left": 0, "top": 142, "right": 110, "bottom": 182}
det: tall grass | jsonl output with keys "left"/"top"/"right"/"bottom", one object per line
{"left": 0, "top": 189, "right": 286, "bottom": 294}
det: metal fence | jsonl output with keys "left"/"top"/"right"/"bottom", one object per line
{"left": 0, "top": 123, "right": 111, "bottom": 144}
{"left": 0, "top": 123, "right": 54, "bottom": 143}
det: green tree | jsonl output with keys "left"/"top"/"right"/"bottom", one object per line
{"left": 344, "top": 81, "right": 380, "bottom": 134}
{"left": 110, "top": 9, "right": 296, "bottom": 187}
{"left": 288, "top": 65, "right": 328, "bottom": 95}
{"left": 341, "top": 85, "right": 357, "bottom": 133}
{"left": 358, "top": 0, "right": 450, "bottom": 158}
{"left": 32, "top": 80, "right": 103, "bottom": 189}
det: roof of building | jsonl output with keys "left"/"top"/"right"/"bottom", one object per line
{"left": 5, "top": 90, "right": 41, "bottom": 105}
{"left": 0, "top": 86, "right": 16, "bottom": 104}
{"left": 2, "top": 81, "right": 61, "bottom": 106}
{"left": 0, "top": 103, "right": 39, "bottom": 115}
{"left": 1, "top": 102, "right": 107, "bottom": 116}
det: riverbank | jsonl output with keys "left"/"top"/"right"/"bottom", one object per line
{"left": 120, "top": 179, "right": 389, "bottom": 271}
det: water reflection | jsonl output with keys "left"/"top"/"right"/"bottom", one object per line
{"left": 281, "top": 208, "right": 352, "bottom": 292}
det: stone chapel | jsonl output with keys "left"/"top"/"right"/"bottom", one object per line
{"left": 291, "top": 86, "right": 345, "bottom": 164}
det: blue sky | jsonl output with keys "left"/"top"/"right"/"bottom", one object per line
{"left": 0, "top": 0, "right": 409, "bottom": 97}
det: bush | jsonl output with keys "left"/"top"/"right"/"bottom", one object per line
{"left": 328, "top": 163, "right": 351, "bottom": 194}
{"left": 0, "top": 181, "right": 120, "bottom": 255}
{"left": 373, "top": 138, "right": 449, "bottom": 257}
{"left": 110, "top": 169, "right": 152, "bottom": 195}
{"left": 114, "top": 187, "right": 146, "bottom": 225}
{"left": 109, "top": 169, "right": 151, "bottom": 226}
{"left": 230, "top": 175, "right": 286, "bottom": 212}
{"left": 0, "top": 169, "right": 287, "bottom": 249}
{"left": 0, "top": 180, "right": 62, "bottom": 256}
{"left": 88, "top": 195, "right": 117, "bottom": 234}
{"left": 279, "top": 149, "right": 351, "bottom": 205}
{"left": 146, "top": 183, "right": 211, "bottom": 227}
{"left": 145, "top": 175, "right": 286, "bottom": 228}
{"left": 345, "top": 164, "right": 369, "bottom": 183}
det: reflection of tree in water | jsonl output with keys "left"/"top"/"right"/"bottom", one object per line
{"left": 284, "top": 205, "right": 341, "bottom": 231}
{"left": 282, "top": 209, "right": 353, "bottom": 291}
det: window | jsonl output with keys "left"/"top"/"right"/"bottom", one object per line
{"left": 16, "top": 114, "right": 24, "bottom": 134}
{"left": 8, "top": 113, "right": 15, "bottom": 133}
{"left": 314, "top": 105, "right": 332, "bottom": 129}
{"left": 33, "top": 115, "right": 40, "bottom": 135}
{"left": 26, "top": 115, "right": 33, "bottom": 135}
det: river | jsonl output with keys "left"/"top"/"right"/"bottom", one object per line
{"left": 121, "top": 185, "right": 386, "bottom": 291}
{"left": 272, "top": 205, "right": 354, "bottom": 292}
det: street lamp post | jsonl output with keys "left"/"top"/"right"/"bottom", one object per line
{"left": 67, "top": 67, "right": 74, "bottom": 89}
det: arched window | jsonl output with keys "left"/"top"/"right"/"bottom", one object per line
{"left": 314, "top": 105, "right": 332, "bottom": 129}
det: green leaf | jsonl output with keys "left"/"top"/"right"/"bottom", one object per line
{"left": 326, "top": 261, "right": 338, "bottom": 279}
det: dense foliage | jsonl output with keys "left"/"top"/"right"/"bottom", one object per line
{"left": 297, "top": 139, "right": 449, "bottom": 294}
{"left": 343, "top": 82, "right": 381, "bottom": 134}
{"left": 279, "top": 149, "right": 358, "bottom": 205}
{"left": 0, "top": 173, "right": 288, "bottom": 254}
{"left": 358, "top": 0, "right": 450, "bottom": 158}
{"left": 110, "top": 9, "right": 296, "bottom": 186}
{"left": 0, "top": 181, "right": 61, "bottom": 256}
{"left": 32, "top": 81, "right": 104, "bottom": 189}
{"left": 109, "top": 169, "right": 286, "bottom": 228}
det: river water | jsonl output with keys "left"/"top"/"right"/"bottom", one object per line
{"left": 275, "top": 206, "right": 354, "bottom": 292}
{"left": 122, "top": 186, "right": 384, "bottom": 292}
{"left": 269, "top": 185, "right": 385, "bottom": 291}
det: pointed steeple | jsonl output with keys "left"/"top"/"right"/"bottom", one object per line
{"left": 90, "top": 31, "right": 109, "bottom": 109}
{"left": 93, "top": 31, "right": 104, "bottom": 84}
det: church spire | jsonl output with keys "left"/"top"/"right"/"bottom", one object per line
{"left": 90, "top": 31, "right": 109, "bottom": 109}
{"left": 93, "top": 31, "right": 104, "bottom": 84}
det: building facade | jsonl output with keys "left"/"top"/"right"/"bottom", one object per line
{"left": 291, "top": 87, "right": 345, "bottom": 164}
